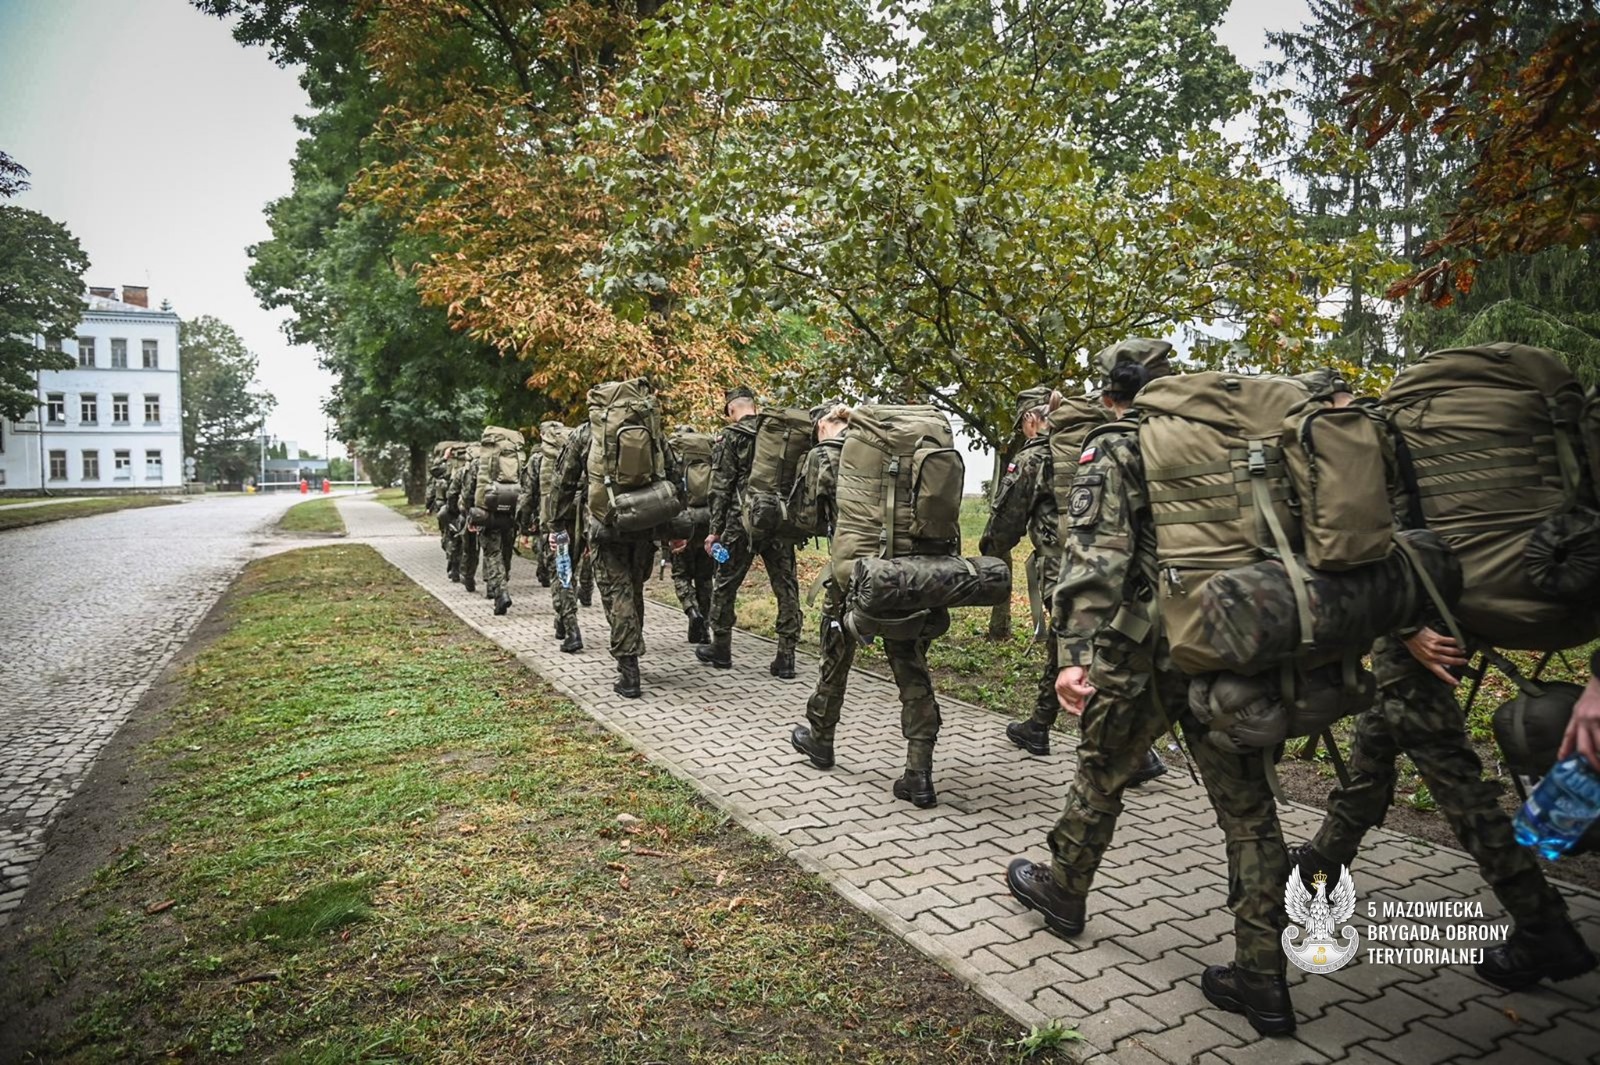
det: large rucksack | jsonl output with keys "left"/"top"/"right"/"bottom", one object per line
{"left": 1047, "top": 396, "right": 1109, "bottom": 545}
{"left": 669, "top": 426, "right": 716, "bottom": 528}
{"left": 586, "top": 379, "right": 683, "bottom": 534}
{"left": 1382, "top": 343, "right": 1600, "bottom": 650}
{"left": 475, "top": 426, "right": 524, "bottom": 527}
{"left": 791, "top": 437, "right": 844, "bottom": 539}
{"left": 742, "top": 407, "right": 817, "bottom": 542}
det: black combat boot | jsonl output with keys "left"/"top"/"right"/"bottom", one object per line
{"left": 463, "top": 573, "right": 476, "bottom": 593}
{"left": 1005, "top": 859, "right": 1086, "bottom": 938}
{"left": 1201, "top": 964, "right": 1296, "bottom": 1036}
{"left": 485, "top": 587, "right": 495, "bottom": 600}
{"left": 1475, "top": 920, "right": 1598, "bottom": 990}
{"left": 614, "top": 656, "right": 642, "bottom": 699}
{"left": 893, "top": 769, "right": 937, "bottom": 808}
{"left": 686, "top": 608, "right": 707, "bottom": 645}
{"left": 494, "top": 591, "right": 512, "bottom": 616}
{"left": 447, "top": 563, "right": 460, "bottom": 583}
{"left": 770, "top": 649, "right": 797, "bottom": 679}
{"left": 696, "top": 635, "right": 732, "bottom": 669}
{"left": 579, "top": 588, "right": 593, "bottom": 608}
{"left": 789, "top": 725, "right": 834, "bottom": 769}
{"left": 1006, "top": 720, "right": 1051, "bottom": 757}
{"left": 1288, "top": 842, "right": 1342, "bottom": 890}
{"left": 561, "top": 627, "right": 584, "bottom": 654}
{"left": 1128, "top": 747, "right": 1168, "bottom": 788}
{"left": 555, "top": 616, "right": 567, "bottom": 640}
{"left": 537, "top": 568, "right": 551, "bottom": 588}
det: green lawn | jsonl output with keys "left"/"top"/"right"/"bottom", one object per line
{"left": 0, "top": 495, "right": 177, "bottom": 531}
{"left": 1, "top": 545, "right": 1055, "bottom": 1064}
{"left": 377, "top": 485, "right": 436, "bottom": 535}
{"left": 276, "top": 497, "right": 347, "bottom": 535}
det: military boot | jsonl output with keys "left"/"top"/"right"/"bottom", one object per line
{"left": 770, "top": 649, "right": 796, "bottom": 679}
{"left": 1006, "top": 720, "right": 1051, "bottom": 757}
{"left": 494, "top": 591, "right": 512, "bottom": 616}
{"left": 789, "top": 725, "right": 834, "bottom": 769}
{"left": 1005, "top": 859, "right": 1086, "bottom": 938}
{"left": 696, "top": 634, "right": 732, "bottom": 669}
{"left": 892, "top": 769, "right": 937, "bottom": 808}
{"left": 1201, "top": 964, "right": 1296, "bottom": 1036}
{"left": 561, "top": 627, "right": 584, "bottom": 654}
{"left": 1288, "top": 842, "right": 1342, "bottom": 890}
{"left": 485, "top": 587, "right": 495, "bottom": 600}
{"left": 579, "top": 588, "right": 593, "bottom": 608}
{"left": 447, "top": 562, "right": 460, "bottom": 583}
{"left": 1475, "top": 920, "right": 1598, "bottom": 990}
{"left": 686, "top": 608, "right": 708, "bottom": 645}
{"left": 555, "top": 616, "right": 567, "bottom": 640}
{"left": 614, "top": 656, "right": 642, "bottom": 699}
{"left": 1128, "top": 747, "right": 1168, "bottom": 788}
{"left": 463, "top": 573, "right": 476, "bottom": 593}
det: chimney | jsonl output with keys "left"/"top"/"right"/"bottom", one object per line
{"left": 89, "top": 286, "right": 115, "bottom": 298}
{"left": 121, "top": 285, "right": 149, "bottom": 308}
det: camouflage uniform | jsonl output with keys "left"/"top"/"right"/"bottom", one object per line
{"left": 705, "top": 413, "right": 803, "bottom": 655}
{"left": 1052, "top": 416, "right": 1289, "bottom": 977}
{"left": 672, "top": 530, "right": 714, "bottom": 620}
{"left": 800, "top": 434, "right": 945, "bottom": 772}
{"left": 449, "top": 447, "right": 480, "bottom": 589}
{"left": 517, "top": 451, "right": 554, "bottom": 587}
{"left": 980, "top": 428, "right": 1060, "bottom": 726}
{"left": 426, "top": 450, "right": 461, "bottom": 577}
{"left": 540, "top": 430, "right": 583, "bottom": 638}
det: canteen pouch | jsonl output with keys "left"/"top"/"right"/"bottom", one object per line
{"left": 608, "top": 479, "right": 683, "bottom": 534}
{"left": 1282, "top": 404, "right": 1395, "bottom": 571}
{"left": 909, "top": 446, "right": 964, "bottom": 540}
{"left": 1524, "top": 508, "right": 1600, "bottom": 601}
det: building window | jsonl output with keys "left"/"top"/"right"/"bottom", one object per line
{"left": 44, "top": 338, "right": 62, "bottom": 354}
{"left": 142, "top": 339, "right": 158, "bottom": 369}
{"left": 82, "top": 450, "right": 100, "bottom": 480}
{"left": 145, "top": 449, "right": 163, "bottom": 479}
{"left": 143, "top": 394, "right": 160, "bottom": 423}
{"left": 110, "top": 338, "right": 128, "bottom": 368}
{"left": 46, "top": 392, "right": 65, "bottom": 424}
{"left": 112, "top": 394, "right": 130, "bottom": 424}
{"left": 81, "top": 393, "right": 98, "bottom": 424}
{"left": 49, "top": 449, "right": 67, "bottom": 480}
{"left": 78, "top": 337, "right": 96, "bottom": 368}
{"left": 114, "top": 449, "right": 132, "bottom": 479}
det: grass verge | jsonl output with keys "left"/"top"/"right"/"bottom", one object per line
{"left": 276, "top": 497, "right": 347, "bottom": 535}
{"left": 1, "top": 544, "right": 1052, "bottom": 1063}
{"left": 0, "top": 495, "right": 176, "bottom": 531}
{"left": 376, "top": 486, "right": 436, "bottom": 535}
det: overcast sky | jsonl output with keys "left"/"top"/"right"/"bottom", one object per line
{"left": 0, "top": 0, "right": 1309, "bottom": 460}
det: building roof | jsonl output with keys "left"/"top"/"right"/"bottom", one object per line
{"left": 84, "top": 294, "right": 179, "bottom": 318}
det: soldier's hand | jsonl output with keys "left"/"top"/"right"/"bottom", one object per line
{"left": 703, "top": 533, "right": 720, "bottom": 558}
{"left": 669, "top": 539, "right": 689, "bottom": 554}
{"left": 1056, "top": 666, "right": 1094, "bottom": 715}
{"left": 518, "top": 535, "right": 532, "bottom": 551}
{"left": 1558, "top": 675, "right": 1600, "bottom": 773}
{"left": 1402, "top": 625, "right": 1469, "bottom": 687}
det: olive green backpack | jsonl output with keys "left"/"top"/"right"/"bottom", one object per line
{"left": 742, "top": 407, "right": 816, "bottom": 542}
{"left": 830, "top": 405, "right": 964, "bottom": 588}
{"left": 585, "top": 378, "right": 683, "bottom": 534}
{"left": 1382, "top": 343, "right": 1600, "bottom": 650}
{"left": 1046, "top": 395, "right": 1109, "bottom": 545}
{"left": 669, "top": 426, "right": 716, "bottom": 523}
{"left": 474, "top": 426, "right": 525, "bottom": 523}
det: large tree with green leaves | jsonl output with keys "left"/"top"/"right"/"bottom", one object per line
{"left": 180, "top": 315, "right": 277, "bottom": 483}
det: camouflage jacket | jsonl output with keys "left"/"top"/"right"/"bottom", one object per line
{"left": 979, "top": 435, "right": 1056, "bottom": 558}
{"left": 1053, "top": 415, "right": 1160, "bottom": 670}
{"left": 452, "top": 455, "right": 479, "bottom": 520}
{"left": 515, "top": 452, "right": 541, "bottom": 535}
{"left": 708, "top": 414, "right": 759, "bottom": 540}
{"left": 425, "top": 461, "right": 450, "bottom": 514}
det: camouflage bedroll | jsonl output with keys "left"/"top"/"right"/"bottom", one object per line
{"left": 1188, "top": 663, "right": 1377, "bottom": 754}
{"left": 1198, "top": 528, "right": 1462, "bottom": 675}
{"left": 846, "top": 554, "right": 1011, "bottom": 615}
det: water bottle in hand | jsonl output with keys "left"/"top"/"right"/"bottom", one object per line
{"left": 1515, "top": 756, "right": 1600, "bottom": 860}
{"left": 554, "top": 531, "right": 573, "bottom": 589}
{"left": 710, "top": 541, "right": 730, "bottom": 565}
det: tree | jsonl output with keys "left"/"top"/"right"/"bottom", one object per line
{"left": 0, "top": 154, "right": 89, "bottom": 420}
{"left": 1346, "top": 0, "right": 1600, "bottom": 304}
{"left": 180, "top": 315, "right": 277, "bottom": 484}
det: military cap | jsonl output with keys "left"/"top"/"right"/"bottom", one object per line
{"left": 724, "top": 385, "right": 757, "bottom": 410}
{"left": 809, "top": 398, "right": 844, "bottom": 421}
{"left": 1094, "top": 338, "right": 1175, "bottom": 387}
{"left": 1013, "top": 385, "right": 1055, "bottom": 428}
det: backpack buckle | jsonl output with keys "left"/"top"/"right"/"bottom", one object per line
{"left": 1247, "top": 440, "right": 1267, "bottom": 477}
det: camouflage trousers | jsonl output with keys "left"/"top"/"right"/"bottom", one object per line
{"left": 1027, "top": 551, "right": 1063, "bottom": 727}
{"left": 672, "top": 535, "right": 714, "bottom": 618}
{"left": 438, "top": 513, "right": 459, "bottom": 575}
{"left": 454, "top": 529, "right": 479, "bottom": 584}
{"left": 534, "top": 535, "right": 553, "bottom": 587}
{"left": 805, "top": 587, "right": 946, "bottom": 771}
{"left": 707, "top": 533, "right": 802, "bottom": 652}
{"left": 479, "top": 524, "right": 516, "bottom": 597}
{"left": 550, "top": 538, "right": 581, "bottom": 634}
{"left": 593, "top": 539, "right": 657, "bottom": 659}
{"left": 1312, "top": 637, "right": 1567, "bottom": 930}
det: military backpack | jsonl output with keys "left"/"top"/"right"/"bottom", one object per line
{"left": 790, "top": 437, "right": 844, "bottom": 540}
{"left": 474, "top": 426, "right": 524, "bottom": 527}
{"left": 740, "top": 407, "right": 817, "bottom": 542}
{"left": 1046, "top": 395, "right": 1109, "bottom": 546}
{"left": 586, "top": 378, "right": 683, "bottom": 535}
{"left": 669, "top": 426, "right": 716, "bottom": 528}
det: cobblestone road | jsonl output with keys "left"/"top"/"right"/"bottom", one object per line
{"left": 0, "top": 493, "right": 301, "bottom": 922}
{"left": 344, "top": 497, "right": 1600, "bottom": 1064}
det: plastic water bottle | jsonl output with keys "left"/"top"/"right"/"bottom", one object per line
{"left": 710, "top": 541, "right": 730, "bottom": 565}
{"left": 1514, "top": 757, "right": 1600, "bottom": 860}
{"left": 554, "top": 531, "right": 573, "bottom": 589}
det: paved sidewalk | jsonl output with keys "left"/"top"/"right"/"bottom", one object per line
{"left": 341, "top": 498, "right": 1600, "bottom": 1064}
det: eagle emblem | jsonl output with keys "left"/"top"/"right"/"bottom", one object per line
{"left": 1282, "top": 864, "right": 1360, "bottom": 974}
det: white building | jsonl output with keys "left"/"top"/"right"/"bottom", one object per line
{"left": 0, "top": 286, "right": 184, "bottom": 494}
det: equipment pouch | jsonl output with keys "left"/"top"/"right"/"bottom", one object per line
{"left": 1283, "top": 404, "right": 1394, "bottom": 571}
{"left": 614, "top": 422, "right": 655, "bottom": 489}
{"left": 909, "top": 446, "right": 964, "bottom": 540}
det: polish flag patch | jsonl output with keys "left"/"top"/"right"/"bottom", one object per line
{"left": 1079, "top": 447, "right": 1097, "bottom": 465}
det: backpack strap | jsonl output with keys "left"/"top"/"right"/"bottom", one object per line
{"left": 1246, "top": 439, "right": 1314, "bottom": 653}
{"left": 880, "top": 453, "right": 901, "bottom": 559}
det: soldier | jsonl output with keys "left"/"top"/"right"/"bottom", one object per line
{"left": 1004, "top": 343, "right": 1298, "bottom": 1037}
{"left": 473, "top": 428, "right": 522, "bottom": 615}
{"left": 449, "top": 444, "right": 480, "bottom": 594}
{"left": 789, "top": 405, "right": 948, "bottom": 808}
{"left": 517, "top": 445, "right": 553, "bottom": 589}
{"left": 979, "top": 386, "right": 1165, "bottom": 788}
{"left": 547, "top": 383, "right": 683, "bottom": 698}
{"left": 426, "top": 442, "right": 462, "bottom": 581}
{"left": 697, "top": 386, "right": 803, "bottom": 678}
{"left": 539, "top": 428, "right": 584, "bottom": 655}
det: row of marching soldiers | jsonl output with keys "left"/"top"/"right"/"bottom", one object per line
{"left": 424, "top": 339, "right": 1600, "bottom": 1040}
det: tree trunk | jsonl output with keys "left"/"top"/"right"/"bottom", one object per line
{"left": 985, "top": 446, "right": 1012, "bottom": 640}
{"left": 405, "top": 441, "right": 426, "bottom": 504}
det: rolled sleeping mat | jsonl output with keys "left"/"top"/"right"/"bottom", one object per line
{"left": 1198, "top": 528, "right": 1462, "bottom": 675}
{"left": 848, "top": 554, "right": 1012, "bottom": 615}
{"left": 608, "top": 479, "right": 684, "bottom": 534}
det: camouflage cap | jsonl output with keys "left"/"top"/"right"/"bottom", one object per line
{"left": 724, "top": 385, "right": 757, "bottom": 411}
{"left": 1093, "top": 338, "right": 1175, "bottom": 387}
{"left": 1013, "top": 385, "right": 1055, "bottom": 427}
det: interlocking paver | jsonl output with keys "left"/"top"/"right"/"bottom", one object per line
{"left": 341, "top": 498, "right": 1600, "bottom": 1064}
